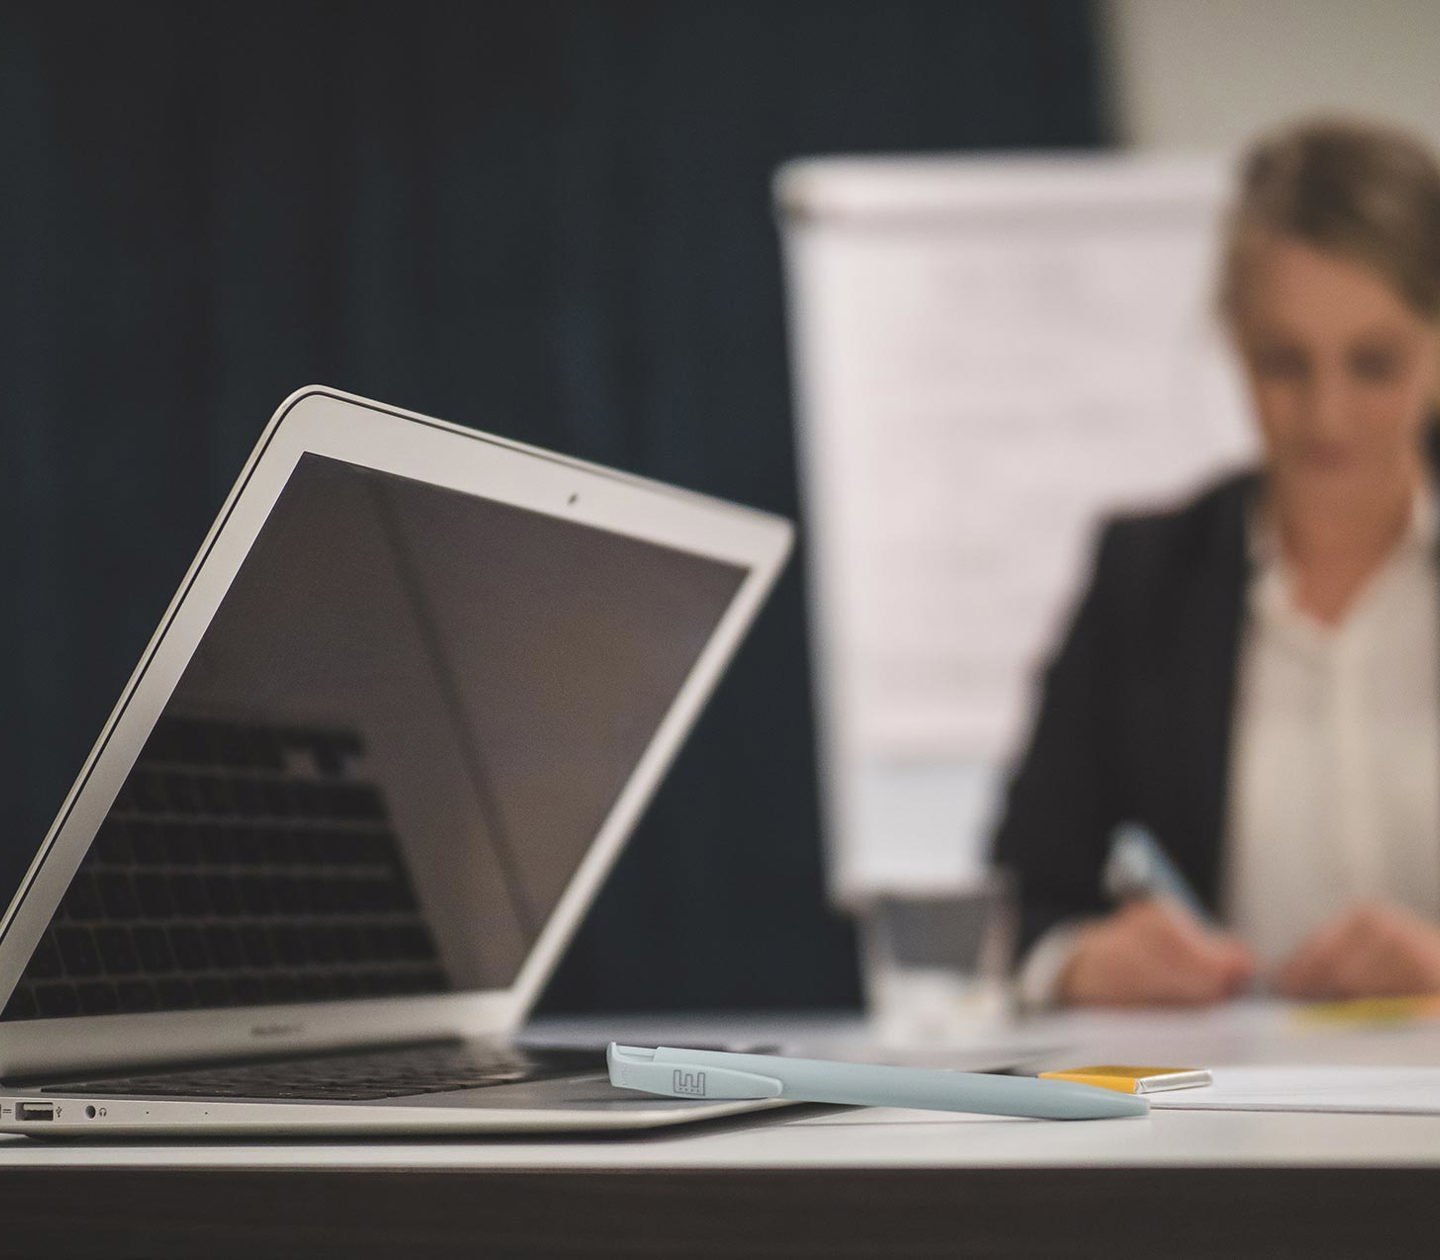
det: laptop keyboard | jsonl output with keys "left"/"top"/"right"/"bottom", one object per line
{"left": 2, "top": 714, "right": 449, "bottom": 1022}
{"left": 42, "top": 1041, "right": 601, "bottom": 1102}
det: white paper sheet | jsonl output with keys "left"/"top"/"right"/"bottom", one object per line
{"left": 1151, "top": 1066, "right": 1440, "bottom": 1114}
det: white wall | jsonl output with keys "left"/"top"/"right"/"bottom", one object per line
{"left": 1102, "top": 0, "right": 1440, "bottom": 153}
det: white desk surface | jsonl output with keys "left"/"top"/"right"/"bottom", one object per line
{"left": 3, "top": 1001, "right": 1439, "bottom": 1171}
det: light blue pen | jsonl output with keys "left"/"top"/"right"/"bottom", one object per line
{"left": 607, "top": 1044, "right": 1148, "bottom": 1120}
{"left": 1103, "top": 822, "right": 1211, "bottom": 923}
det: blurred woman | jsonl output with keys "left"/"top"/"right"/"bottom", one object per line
{"left": 993, "top": 117, "right": 1440, "bottom": 1006}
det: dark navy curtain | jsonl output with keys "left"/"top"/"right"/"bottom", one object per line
{"left": 0, "top": 1, "right": 1107, "bottom": 1013}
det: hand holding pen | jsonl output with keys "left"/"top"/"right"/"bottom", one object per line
{"left": 1058, "top": 824, "right": 1254, "bottom": 1007}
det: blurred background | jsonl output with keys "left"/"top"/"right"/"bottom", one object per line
{"left": 2, "top": 0, "right": 1438, "bottom": 1017}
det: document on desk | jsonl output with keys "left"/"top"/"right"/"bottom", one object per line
{"left": 1148, "top": 1067, "right": 1440, "bottom": 1115}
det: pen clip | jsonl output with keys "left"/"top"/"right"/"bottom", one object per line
{"left": 607, "top": 1044, "right": 784, "bottom": 1100}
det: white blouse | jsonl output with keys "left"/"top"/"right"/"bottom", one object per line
{"left": 1224, "top": 490, "right": 1440, "bottom": 967}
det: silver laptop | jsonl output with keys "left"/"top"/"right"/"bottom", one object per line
{"left": 0, "top": 387, "right": 794, "bottom": 1136}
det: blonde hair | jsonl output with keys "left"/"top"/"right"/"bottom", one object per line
{"left": 1220, "top": 117, "right": 1440, "bottom": 322}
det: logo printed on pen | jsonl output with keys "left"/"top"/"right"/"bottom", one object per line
{"left": 672, "top": 1069, "right": 706, "bottom": 1096}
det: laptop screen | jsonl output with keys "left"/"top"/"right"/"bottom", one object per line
{"left": 3, "top": 453, "right": 747, "bottom": 1021}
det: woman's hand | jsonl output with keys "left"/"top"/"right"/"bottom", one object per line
{"left": 1275, "top": 902, "right": 1440, "bottom": 999}
{"left": 1054, "top": 904, "right": 1255, "bottom": 1008}
{"left": 1059, "top": 899, "right": 1255, "bottom": 1007}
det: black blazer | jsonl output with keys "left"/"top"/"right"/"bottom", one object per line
{"left": 990, "top": 471, "right": 1259, "bottom": 957}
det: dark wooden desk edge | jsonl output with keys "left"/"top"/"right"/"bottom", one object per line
{"left": 0, "top": 1165, "right": 1435, "bottom": 1259}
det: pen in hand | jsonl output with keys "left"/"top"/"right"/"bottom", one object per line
{"left": 1104, "top": 823, "right": 1212, "bottom": 922}
{"left": 1061, "top": 824, "right": 1254, "bottom": 1006}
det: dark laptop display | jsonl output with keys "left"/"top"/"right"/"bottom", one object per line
{"left": 3, "top": 453, "right": 746, "bottom": 1024}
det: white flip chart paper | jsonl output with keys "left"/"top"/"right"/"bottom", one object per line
{"left": 778, "top": 155, "right": 1256, "bottom": 898}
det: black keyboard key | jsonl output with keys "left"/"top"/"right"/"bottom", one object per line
{"left": 233, "top": 975, "right": 264, "bottom": 1005}
{"left": 95, "top": 927, "right": 141, "bottom": 976}
{"left": 239, "top": 926, "right": 274, "bottom": 968}
{"left": 157, "top": 978, "right": 194, "bottom": 1009}
{"left": 362, "top": 874, "right": 407, "bottom": 913}
{"left": 308, "top": 877, "right": 339, "bottom": 913}
{"left": 232, "top": 778, "right": 265, "bottom": 818}
{"left": 292, "top": 782, "right": 326, "bottom": 818}
{"left": 273, "top": 878, "right": 311, "bottom": 914}
{"left": 383, "top": 878, "right": 419, "bottom": 913}
{"left": 307, "top": 830, "right": 349, "bottom": 866}
{"left": 193, "top": 976, "right": 233, "bottom": 1008}
{"left": 97, "top": 873, "right": 140, "bottom": 920}
{"left": 238, "top": 876, "right": 274, "bottom": 916}
{"left": 204, "top": 875, "right": 242, "bottom": 916}
{"left": 160, "top": 823, "right": 202, "bottom": 864}
{"left": 116, "top": 980, "right": 159, "bottom": 1012}
{"left": 228, "top": 826, "right": 267, "bottom": 865}
{"left": 299, "top": 973, "right": 334, "bottom": 1000}
{"left": 280, "top": 789, "right": 312, "bottom": 829}
{"left": 35, "top": 983, "right": 80, "bottom": 1018}
{"left": 357, "top": 831, "right": 395, "bottom": 863}
{"left": 263, "top": 830, "right": 298, "bottom": 864}
{"left": 262, "top": 975, "right": 297, "bottom": 1003}
{"left": 169, "top": 874, "right": 210, "bottom": 916}
{"left": 57, "top": 927, "right": 101, "bottom": 977}
{"left": 391, "top": 921, "right": 434, "bottom": 961}
{"left": 199, "top": 775, "right": 237, "bottom": 817}
{"left": 166, "top": 772, "right": 206, "bottom": 815}
{"left": 201, "top": 825, "right": 240, "bottom": 866}
{"left": 131, "top": 823, "right": 169, "bottom": 865}
{"left": 135, "top": 873, "right": 175, "bottom": 918}
{"left": 361, "top": 924, "right": 390, "bottom": 960}
{"left": 193, "top": 722, "right": 231, "bottom": 767}
{"left": 351, "top": 880, "right": 389, "bottom": 914}
{"left": 306, "top": 924, "right": 339, "bottom": 964}
{"left": 415, "top": 967, "right": 448, "bottom": 991}
{"left": 338, "top": 785, "right": 385, "bottom": 820}
{"left": 380, "top": 924, "right": 428, "bottom": 962}
{"left": 134, "top": 926, "right": 175, "bottom": 973}
{"left": 333, "top": 924, "right": 365, "bottom": 960}
{"left": 271, "top": 925, "right": 309, "bottom": 965}
{"left": 204, "top": 724, "right": 241, "bottom": 767}
{"left": 261, "top": 779, "right": 295, "bottom": 818}
{"left": 204, "top": 925, "right": 245, "bottom": 969}
{"left": 251, "top": 728, "right": 285, "bottom": 772}
{"left": 77, "top": 981, "right": 120, "bottom": 1015}
{"left": 169, "top": 926, "right": 210, "bottom": 971}
{"left": 296, "top": 831, "right": 328, "bottom": 865}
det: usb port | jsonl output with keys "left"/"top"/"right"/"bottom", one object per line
{"left": 16, "top": 1102, "right": 54, "bottom": 1122}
